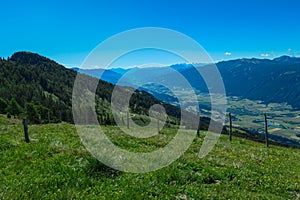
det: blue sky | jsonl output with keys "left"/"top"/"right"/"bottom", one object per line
{"left": 1, "top": 0, "right": 300, "bottom": 68}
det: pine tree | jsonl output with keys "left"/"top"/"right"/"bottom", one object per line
{"left": 0, "top": 98, "right": 7, "bottom": 114}
{"left": 25, "top": 103, "right": 39, "bottom": 124}
{"left": 5, "top": 98, "right": 22, "bottom": 118}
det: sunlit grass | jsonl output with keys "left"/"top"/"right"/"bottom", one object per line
{"left": 1, "top": 114, "right": 299, "bottom": 199}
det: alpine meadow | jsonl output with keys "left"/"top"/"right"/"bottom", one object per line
{"left": 1, "top": 0, "right": 300, "bottom": 199}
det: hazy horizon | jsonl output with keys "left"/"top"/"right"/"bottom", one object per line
{"left": 65, "top": 54, "right": 298, "bottom": 70}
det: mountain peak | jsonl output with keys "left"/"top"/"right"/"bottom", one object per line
{"left": 273, "top": 55, "right": 300, "bottom": 64}
{"left": 9, "top": 51, "right": 55, "bottom": 65}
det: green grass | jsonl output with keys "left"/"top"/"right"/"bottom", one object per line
{"left": 1, "top": 114, "right": 300, "bottom": 199}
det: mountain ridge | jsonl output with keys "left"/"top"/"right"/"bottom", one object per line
{"left": 74, "top": 55, "right": 300, "bottom": 109}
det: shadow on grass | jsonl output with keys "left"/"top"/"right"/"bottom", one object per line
{"left": 86, "top": 158, "right": 122, "bottom": 179}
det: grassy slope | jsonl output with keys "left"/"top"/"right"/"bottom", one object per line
{"left": 0, "top": 115, "right": 299, "bottom": 199}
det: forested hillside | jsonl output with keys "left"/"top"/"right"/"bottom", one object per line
{"left": 0, "top": 52, "right": 183, "bottom": 125}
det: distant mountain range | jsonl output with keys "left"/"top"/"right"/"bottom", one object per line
{"left": 73, "top": 56, "right": 300, "bottom": 109}
{"left": 71, "top": 63, "right": 197, "bottom": 86}
{"left": 211, "top": 56, "right": 300, "bottom": 108}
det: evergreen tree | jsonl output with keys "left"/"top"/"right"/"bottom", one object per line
{"left": 5, "top": 98, "right": 22, "bottom": 118}
{"left": 0, "top": 98, "right": 7, "bottom": 114}
{"left": 25, "top": 103, "right": 39, "bottom": 124}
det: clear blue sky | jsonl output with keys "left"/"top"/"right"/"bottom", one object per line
{"left": 1, "top": 0, "right": 300, "bottom": 68}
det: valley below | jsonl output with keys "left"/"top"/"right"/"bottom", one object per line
{"left": 78, "top": 55, "right": 300, "bottom": 148}
{"left": 181, "top": 92, "right": 300, "bottom": 147}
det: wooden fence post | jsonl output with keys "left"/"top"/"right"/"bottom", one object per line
{"left": 197, "top": 112, "right": 200, "bottom": 137}
{"left": 157, "top": 117, "right": 160, "bottom": 134}
{"left": 85, "top": 110, "right": 88, "bottom": 124}
{"left": 264, "top": 113, "right": 269, "bottom": 148}
{"left": 229, "top": 112, "right": 232, "bottom": 142}
{"left": 48, "top": 110, "right": 50, "bottom": 124}
{"left": 127, "top": 110, "right": 129, "bottom": 129}
{"left": 121, "top": 117, "right": 125, "bottom": 126}
{"left": 39, "top": 111, "right": 42, "bottom": 125}
{"left": 23, "top": 118, "right": 30, "bottom": 143}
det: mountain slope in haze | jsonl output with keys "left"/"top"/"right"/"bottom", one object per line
{"left": 71, "top": 63, "right": 197, "bottom": 86}
{"left": 215, "top": 56, "right": 300, "bottom": 108}
{"left": 71, "top": 67, "right": 123, "bottom": 84}
{"left": 185, "top": 56, "right": 300, "bottom": 108}
{"left": 84, "top": 56, "right": 300, "bottom": 109}
{"left": 142, "top": 56, "right": 300, "bottom": 112}
{"left": 150, "top": 56, "right": 300, "bottom": 109}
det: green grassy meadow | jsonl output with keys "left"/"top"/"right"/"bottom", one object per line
{"left": 1, "top": 115, "right": 300, "bottom": 199}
